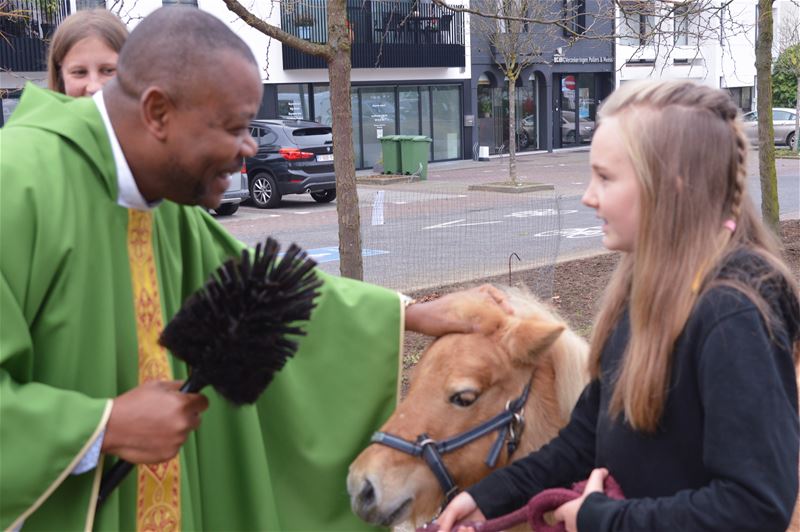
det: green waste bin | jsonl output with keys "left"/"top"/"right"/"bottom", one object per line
{"left": 399, "top": 135, "right": 432, "bottom": 180}
{"left": 378, "top": 135, "right": 403, "bottom": 174}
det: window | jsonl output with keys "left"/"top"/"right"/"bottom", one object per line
{"left": 674, "top": 3, "right": 689, "bottom": 45}
{"left": 277, "top": 84, "right": 310, "bottom": 120}
{"left": 773, "top": 110, "right": 794, "bottom": 121}
{"left": 727, "top": 86, "right": 753, "bottom": 113}
{"left": 563, "top": 0, "right": 586, "bottom": 37}
{"left": 619, "top": 2, "right": 654, "bottom": 46}
{"left": 250, "top": 126, "right": 279, "bottom": 146}
{"left": 161, "top": 0, "right": 198, "bottom": 5}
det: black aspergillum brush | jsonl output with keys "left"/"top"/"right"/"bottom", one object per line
{"left": 96, "top": 238, "right": 322, "bottom": 507}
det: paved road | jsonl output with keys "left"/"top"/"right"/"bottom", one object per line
{"left": 218, "top": 150, "right": 799, "bottom": 291}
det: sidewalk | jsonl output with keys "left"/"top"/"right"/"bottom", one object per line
{"left": 356, "top": 147, "right": 594, "bottom": 197}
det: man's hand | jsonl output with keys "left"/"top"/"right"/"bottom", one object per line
{"left": 553, "top": 468, "right": 608, "bottom": 532}
{"left": 405, "top": 284, "right": 514, "bottom": 337}
{"left": 435, "top": 491, "right": 486, "bottom": 532}
{"left": 101, "top": 380, "right": 209, "bottom": 464}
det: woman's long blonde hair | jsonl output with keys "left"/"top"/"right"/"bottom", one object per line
{"left": 589, "top": 80, "right": 799, "bottom": 432}
{"left": 46, "top": 9, "right": 128, "bottom": 94}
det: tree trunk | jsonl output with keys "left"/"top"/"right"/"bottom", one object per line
{"left": 756, "top": 0, "right": 780, "bottom": 233}
{"left": 508, "top": 76, "right": 518, "bottom": 185}
{"left": 328, "top": 0, "right": 363, "bottom": 279}
{"left": 794, "top": 77, "right": 799, "bottom": 153}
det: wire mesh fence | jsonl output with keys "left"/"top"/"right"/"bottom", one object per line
{"left": 357, "top": 184, "right": 562, "bottom": 298}
{"left": 232, "top": 185, "right": 564, "bottom": 299}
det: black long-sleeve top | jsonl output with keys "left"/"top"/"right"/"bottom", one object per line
{"left": 467, "top": 262, "right": 799, "bottom": 531}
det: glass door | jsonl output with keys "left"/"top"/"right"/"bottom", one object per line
{"left": 559, "top": 74, "right": 579, "bottom": 146}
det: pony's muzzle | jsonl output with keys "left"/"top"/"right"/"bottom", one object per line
{"left": 347, "top": 471, "right": 413, "bottom": 526}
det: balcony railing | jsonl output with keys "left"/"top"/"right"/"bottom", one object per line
{"left": 281, "top": 1, "right": 465, "bottom": 69}
{"left": 1, "top": 0, "right": 71, "bottom": 72}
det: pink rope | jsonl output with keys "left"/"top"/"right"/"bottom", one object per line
{"left": 417, "top": 475, "right": 625, "bottom": 532}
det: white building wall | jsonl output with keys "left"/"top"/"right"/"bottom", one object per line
{"left": 615, "top": 0, "right": 756, "bottom": 91}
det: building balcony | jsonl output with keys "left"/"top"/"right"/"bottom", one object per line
{"left": 1, "top": 0, "right": 71, "bottom": 72}
{"left": 281, "top": 1, "right": 465, "bottom": 70}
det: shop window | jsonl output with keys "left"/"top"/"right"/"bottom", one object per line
{"left": 431, "top": 86, "right": 461, "bottom": 160}
{"left": 277, "top": 84, "right": 310, "bottom": 120}
{"left": 360, "top": 87, "right": 396, "bottom": 169}
{"left": 313, "top": 84, "right": 332, "bottom": 125}
{"left": 399, "top": 87, "right": 422, "bottom": 135}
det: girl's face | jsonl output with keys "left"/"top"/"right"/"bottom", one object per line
{"left": 582, "top": 116, "right": 641, "bottom": 252}
{"left": 60, "top": 36, "right": 118, "bottom": 97}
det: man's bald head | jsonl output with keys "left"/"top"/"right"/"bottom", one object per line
{"left": 116, "top": 6, "right": 258, "bottom": 103}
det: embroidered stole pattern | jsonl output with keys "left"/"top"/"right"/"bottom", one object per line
{"left": 127, "top": 209, "right": 181, "bottom": 531}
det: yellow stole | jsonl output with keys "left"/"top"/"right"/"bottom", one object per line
{"left": 127, "top": 209, "right": 181, "bottom": 531}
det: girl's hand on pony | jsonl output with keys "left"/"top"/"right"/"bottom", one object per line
{"left": 405, "top": 284, "right": 514, "bottom": 337}
{"left": 553, "top": 468, "right": 608, "bottom": 532}
{"left": 434, "top": 491, "right": 486, "bottom": 532}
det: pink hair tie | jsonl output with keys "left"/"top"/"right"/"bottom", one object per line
{"left": 723, "top": 219, "right": 736, "bottom": 232}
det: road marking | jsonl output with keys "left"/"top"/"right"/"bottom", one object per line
{"left": 534, "top": 226, "right": 603, "bottom": 239}
{"left": 293, "top": 211, "right": 311, "bottom": 215}
{"left": 505, "top": 209, "right": 577, "bottom": 218}
{"left": 305, "top": 247, "right": 389, "bottom": 264}
{"left": 423, "top": 219, "right": 503, "bottom": 230}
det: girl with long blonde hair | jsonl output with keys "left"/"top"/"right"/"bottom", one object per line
{"left": 437, "top": 79, "right": 799, "bottom": 531}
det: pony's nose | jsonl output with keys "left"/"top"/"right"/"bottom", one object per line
{"left": 357, "top": 478, "right": 376, "bottom": 508}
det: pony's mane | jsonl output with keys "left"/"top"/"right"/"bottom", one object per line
{"left": 504, "top": 286, "right": 590, "bottom": 420}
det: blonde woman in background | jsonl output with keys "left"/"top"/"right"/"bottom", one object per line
{"left": 47, "top": 8, "right": 127, "bottom": 97}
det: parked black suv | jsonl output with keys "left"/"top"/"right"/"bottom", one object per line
{"left": 244, "top": 119, "right": 336, "bottom": 208}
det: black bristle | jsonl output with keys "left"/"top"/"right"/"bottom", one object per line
{"left": 158, "top": 237, "right": 321, "bottom": 405}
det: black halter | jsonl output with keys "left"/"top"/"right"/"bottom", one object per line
{"left": 369, "top": 379, "right": 532, "bottom": 504}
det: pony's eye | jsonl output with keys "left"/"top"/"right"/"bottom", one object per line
{"left": 449, "top": 391, "right": 478, "bottom": 407}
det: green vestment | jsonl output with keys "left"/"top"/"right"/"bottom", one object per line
{"left": 0, "top": 85, "right": 401, "bottom": 531}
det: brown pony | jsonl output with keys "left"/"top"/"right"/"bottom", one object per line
{"left": 348, "top": 288, "right": 590, "bottom": 527}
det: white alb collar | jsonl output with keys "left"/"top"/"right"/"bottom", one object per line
{"left": 92, "top": 91, "right": 159, "bottom": 210}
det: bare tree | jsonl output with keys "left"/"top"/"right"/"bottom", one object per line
{"left": 469, "top": 0, "right": 559, "bottom": 184}
{"left": 756, "top": 0, "right": 780, "bottom": 231}
{"left": 220, "top": 0, "right": 364, "bottom": 279}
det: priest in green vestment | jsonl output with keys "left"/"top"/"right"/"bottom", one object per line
{"left": 0, "top": 8, "right": 508, "bottom": 531}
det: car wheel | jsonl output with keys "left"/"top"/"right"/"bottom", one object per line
{"left": 214, "top": 203, "right": 239, "bottom": 216}
{"left": 565, "top": 130, "right": 576, "bottom": 143}
{"left": 310, "top": 189, "right": 336, "bottom": 203}
{"left": 250, "top": 173, "right": 281, "bottom": 209}
{"left": 788, "top": 132, "right": 796, "bottom": 151}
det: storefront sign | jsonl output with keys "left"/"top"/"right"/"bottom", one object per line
{"left": 553, "top": 56, "right": 613, "bottom": 64}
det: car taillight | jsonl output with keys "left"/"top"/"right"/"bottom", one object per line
{"left": 279, "top": 148, "right": 315, "bottom": 161}
{"left": 241, "top": 161, "right": 247, "bottom": 173}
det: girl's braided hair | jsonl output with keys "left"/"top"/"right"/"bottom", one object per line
{"left": 588, "top": 80, "right": 798, "bottom": 432}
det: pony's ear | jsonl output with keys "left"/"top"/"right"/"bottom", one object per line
{"left": 503, "top": 319, "right": 565, "bottom": 362}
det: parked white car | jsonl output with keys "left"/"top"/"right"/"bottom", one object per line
{"left": 741, "top": 108, "right": 798, "bottom": 150}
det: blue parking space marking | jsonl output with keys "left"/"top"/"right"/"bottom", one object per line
{"left": 305, "top": 247, "right": 389, "bottom": 264}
